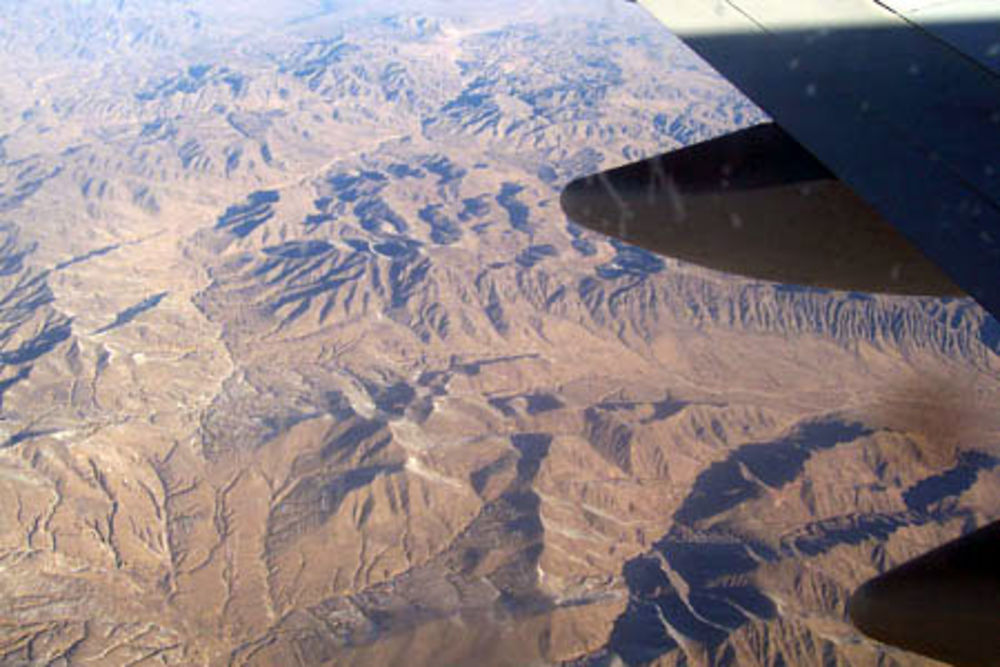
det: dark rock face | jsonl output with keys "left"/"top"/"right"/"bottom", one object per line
{"left": 216, "top": 190, "right": 280, "bottom": 238}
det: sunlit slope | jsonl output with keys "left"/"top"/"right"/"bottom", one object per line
{"left": 0, "top": 1, "right": 997, "bottom": 665}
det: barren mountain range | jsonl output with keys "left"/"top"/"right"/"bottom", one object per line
{"left": 1, "top": 1, "right": 999, "bottom": 665}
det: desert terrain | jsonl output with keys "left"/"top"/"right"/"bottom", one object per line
{"left": 0, "top": 1, "right": 999, "bottom": 664}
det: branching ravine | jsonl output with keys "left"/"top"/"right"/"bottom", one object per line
{"left": 88, "top": 458, "right": 123, "bottom": 568}
{"left": 40, "top": 478, "right": 63, "bottom": 552}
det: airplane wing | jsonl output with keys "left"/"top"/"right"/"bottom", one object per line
{"left": 563, "top": 0, "right": 1000, "bottom": 315}
{"left": 560, "top": 1, "right": 1000, "bottom": 663}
